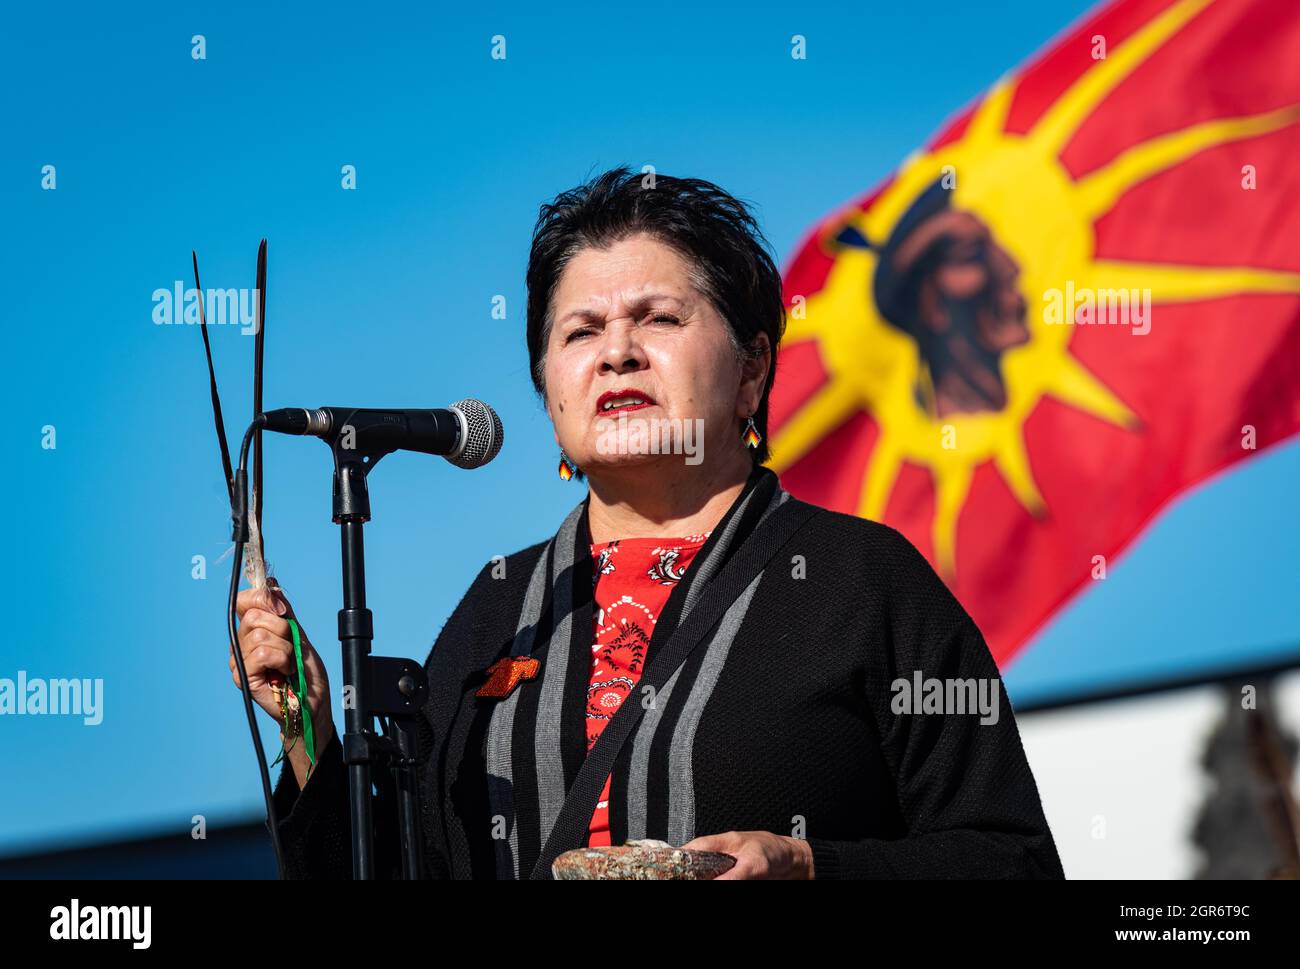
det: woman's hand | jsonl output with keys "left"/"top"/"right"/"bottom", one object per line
{"left": 233, "top": 578, "right": 334, "bottom": 790}
{"left": 681, "top": 831, "right": 815, "bottom": 880}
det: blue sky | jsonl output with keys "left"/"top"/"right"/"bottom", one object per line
{"left": 2, "top": 0, "right": 1296, "bottom": 853}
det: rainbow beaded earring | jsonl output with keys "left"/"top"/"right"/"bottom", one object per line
{"left": 557, "top": 449, "right": 578, "bottom": 480}
{"left": 742, "top": 416, "right": 762, "bottom": 450}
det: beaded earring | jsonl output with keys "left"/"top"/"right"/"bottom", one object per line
{"left": 557, "top": 449, "right": 578, "bottom": 480}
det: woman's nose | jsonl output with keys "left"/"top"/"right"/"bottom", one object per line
{"left": 597, "top": 321, "right": 648, "bottom": 373}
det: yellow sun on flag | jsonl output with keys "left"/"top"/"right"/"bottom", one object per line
{"left": 770, "top": 0, "right": 1300, "bottom": 576}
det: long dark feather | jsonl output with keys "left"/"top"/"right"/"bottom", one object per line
{"left": 253, "top": 239, "right": 267, "bottom": 557}
{"left": 193, "top": 251, "right": 235, "bottom": 501}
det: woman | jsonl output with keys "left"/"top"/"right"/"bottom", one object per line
{"left": 234, "top": 167, "right": 1064, "bottom": 880}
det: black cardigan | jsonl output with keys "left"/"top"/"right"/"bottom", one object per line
{"left": 271, "top": 466, "right": 1064, "bottom": 879}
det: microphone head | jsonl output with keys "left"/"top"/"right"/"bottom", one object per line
{"left": 447, "top": 398, "right": 504, "bottom": 469}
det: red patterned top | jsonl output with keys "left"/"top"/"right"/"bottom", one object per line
{"left": 585, "top": 532, "right": 710, "bottom": 846}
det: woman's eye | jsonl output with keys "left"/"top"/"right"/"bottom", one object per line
{"left": 565, "top": 328, "right": 595, "bottom": 343}
{"left": 650, "top": 314, "right": 681, "bottom": 325}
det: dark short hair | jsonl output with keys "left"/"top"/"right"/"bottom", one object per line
{"left": 525, "top": 166, "right": 785, "bottom": 467}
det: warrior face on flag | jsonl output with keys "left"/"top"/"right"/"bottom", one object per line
{"left": 859, "top": 178, "right": 1031, "bottom": 418}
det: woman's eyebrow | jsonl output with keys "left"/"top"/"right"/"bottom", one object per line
{"left": 556, "top": 307, "right": 604, "bottom": 327}
{"left": 626, "top": 292, "right": 687, "bottom": 314}
{"left": 557, "top": 293, "right": 687, "bottom": 326}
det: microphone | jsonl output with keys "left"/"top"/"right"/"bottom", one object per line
{"left": 259, "top": 398, "right": 504, "bottom": 469}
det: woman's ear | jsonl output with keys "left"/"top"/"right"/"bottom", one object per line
{"left": 738, "top": 331, "right": 772, "bottom": 416}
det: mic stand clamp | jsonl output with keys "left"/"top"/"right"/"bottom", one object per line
{"left": 331, "top": 437, "right": 429, "bottom": 879}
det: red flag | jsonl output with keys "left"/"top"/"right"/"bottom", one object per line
{"left": 770, "top": 0, "right": 1300, "bottom": 668}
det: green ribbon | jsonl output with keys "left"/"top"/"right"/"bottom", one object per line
{"left": 290, "top": 618, "right": 316, "bottom": 777}
{"left": 270, "top": 617, "right": 316, "bottom": 782}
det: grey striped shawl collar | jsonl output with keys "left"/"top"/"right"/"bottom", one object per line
{"left": 482, "top": 465, "right": 786, "bottom": 878}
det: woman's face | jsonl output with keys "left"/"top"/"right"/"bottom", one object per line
{"left": 541, "top": 232, "right": 767, "bottom": 479}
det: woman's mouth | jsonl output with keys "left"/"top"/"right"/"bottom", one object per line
{"left": 595, "top": 390, "right": 657, "bottom": 416}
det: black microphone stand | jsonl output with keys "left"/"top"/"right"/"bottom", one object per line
{"left": 331, "top": 434, "right": 429, "bottom": 879}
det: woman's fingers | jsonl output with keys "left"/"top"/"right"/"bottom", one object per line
{"left": 239, "top": 607, "right": 291, "bottom": 642}
{"left": 236, "top": 586, "right": 278, "bottom": 621}
{"left": 232, "top": 626, "right": 294, "bottom": 686}
{"left": 235, "top": 647, "right": 292, "bottom": 684}
{"left": 679, "top": 831, "right": 812, "bottom": 880}
{"left": 229, "top": 648, "right": 291, "bottom": 688}
{"left": 235, "top": 581, "right": 295, "bottom": 623}
{"left": 229, "top": 579, "right": 333, "bottom": 736}
{"left": 265, "top": 578, "right": 297, "bottom": 621}
{"left": 683, "top": 831, "right": 758, "bottom": 879}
